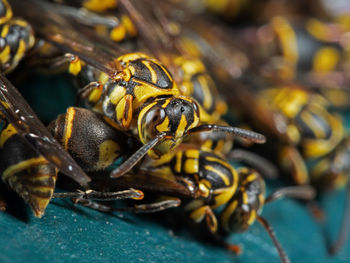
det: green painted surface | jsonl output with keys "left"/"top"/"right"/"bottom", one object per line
{"left": 0, "top": 74, "right": 349, "bottom": 263}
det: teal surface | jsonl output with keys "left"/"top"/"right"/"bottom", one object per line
{"left": 1, "top": 74, "right": 350, "bottom": 263}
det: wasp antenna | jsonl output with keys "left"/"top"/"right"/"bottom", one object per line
{"left": 257, "top": 216, "right": 290, "bottom": 263}
{"left": 187, "top": 124, "right": 266, "bottom": 144}
{"left": 265, "top": 185, "right": 316, "bottom": 204}
{"left": 110, "top": 132, "right": 167, "bottom": 178}
{"left": 329, "top": 181, "right": 350, "bottom": 255}
{"left": 228, "top": 149, "right": 278, "bottom": 179}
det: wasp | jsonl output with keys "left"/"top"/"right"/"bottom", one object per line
{"left": 0, "top": 0, "right": 108, "bottom": 216}
{"left": 0, "top": 104, "right": 145, "bottom": 216}
{"left": 10, "top": 0, "right": 266, "bottom": 181}
{"left": 70, "top": 140, "right": 314, "bottom": 263}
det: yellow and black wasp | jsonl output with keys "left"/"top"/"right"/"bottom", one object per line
{"left": 0, "top": 0, "right": 106, "bottom": 216}
{"left": 0, "top": 0, "right": 148, "bottom": 217}
{"left": 10, "top": 0, "right": 266, "bottom": 180}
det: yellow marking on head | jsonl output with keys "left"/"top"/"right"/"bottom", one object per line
{"left": 271, "top": 16, "right": 298, "bottom": 67}
{"left": 95, "top": 140, "right": 121, "bottom": 170}
{"left": 137, "top": 101, "right": 158, "bottom": 143}
{"left": 121, "top": 15, "right": 137, "bottom": 37}
{"left": 109, "top": 85, "right": 126, "bottom": 105}
{"left": 156, "top": 117, "right": 169, "bottom": 133}
{"left": 2, "top": 156, "right": 48, "bottom": 181}
{"left": 312, "top": 47, "right": 339, "bottom": 73}
{"left": 247, "top": 209, "right": 257, "bottom": 225}
{"left": 83, "top": 0, "right": 117, "bottom": 12}
{"left": 110, "top": 25, "right": 126, "bottom": 42}
{"left": 174, "top": 151, "right": 183, "bottom": 173}
{"left": 221, "top": 199, "right": 238, "bottom": 232}
{"left": 63, "top": 107, "right": 76, "bottom": 150}
{"left": 184, "top": 159, "right": 199, "bottom": 174}
{"left": 0, "top": 45, "right": 10, "bottom": 65}
{"left": 0, "top": 123, "right": 16, "bottom": 148}
{"left": 116, "top": 95, "right": 133, "bottom": 129}
{"left": 204, "top": 165, "right": 230, "bottom": 186}
{"left": 176, "top": 114, "right": 188, "bottom": 138}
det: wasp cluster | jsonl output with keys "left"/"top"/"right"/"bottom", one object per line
{"left": 0, "top": 0, "right": 350, "bottom": 262}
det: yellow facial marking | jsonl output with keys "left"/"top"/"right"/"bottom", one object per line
{"left": 176, "top": 114, "right": 188, "bottom": 138}
{"left": 156, "top": 117, "right": 170, "bottom": 133}
{"left": 109, "top": 84, "right": 126, "bottom": 105}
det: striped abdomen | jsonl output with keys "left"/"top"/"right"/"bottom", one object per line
{"left": 0, "top": 121, "right": 57, "bottom": 217}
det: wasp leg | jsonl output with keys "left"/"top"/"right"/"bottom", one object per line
{"left": 210, "top": 233, "right": 242, "bottom": 254}
{"left": 53, "top": 189, "right": 144, "bottom": 201}
{"left": 189, "top": 205, "right": 218, "bottom": 233}
{"left": 74, "top": 197, "right": 181, "bottom": 213}
{"left": 329, "top": 181, "right": 350, "bottom": 255}
{"left": 228, "top": 149, "right": 278, "bottom": 179}
{"left": 257, "top": 216, "right": 290, "bottom": 263}
{"left": 110, "top": 132, "right": 169, "bottom": 178}
{"left": 76, "top": 81, "right": 103, "bottom": 105}
{"left": 279, "top": 146, "right": 309, "bottom": 185}
{"left": 29, "top": 53, "right": 82, "bottom": 76}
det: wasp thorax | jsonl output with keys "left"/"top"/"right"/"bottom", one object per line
{"left": 220, "top": 168, "right": 265, "bottom": 233}
{"left": 138, "top": 96, "right": 200, "bottom": 157}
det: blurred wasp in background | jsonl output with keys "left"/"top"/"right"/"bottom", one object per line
{"left": 125, "top": 0, "right": 350, "bottom": 256}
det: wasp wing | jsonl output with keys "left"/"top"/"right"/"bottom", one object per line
{"left": 0, "top": 74, "right": 91, "bottom": 186}
{"left": 10, "top": 0, "right": 124, "bottom": 78}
